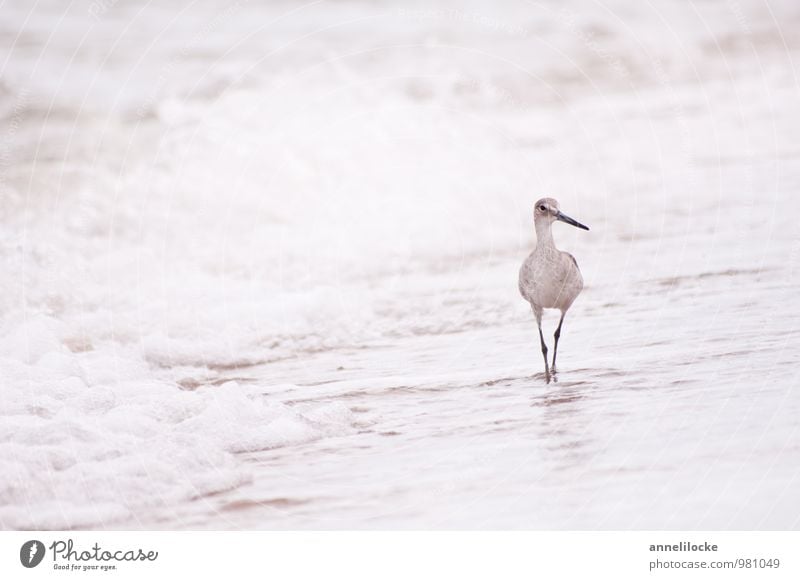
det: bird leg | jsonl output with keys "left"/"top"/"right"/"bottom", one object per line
{"left": 536, "top": 311, "right": 551, "bottom": 382}
{"left": 552, "top": 313, "right": 565, "bottom": 373}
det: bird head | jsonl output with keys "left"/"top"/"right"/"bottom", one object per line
{"left": 533, "top": 198, "right": 589, "bottom": 231}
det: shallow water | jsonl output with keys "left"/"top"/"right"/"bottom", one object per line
{"left": 136, "top": 261, "right": 799, "bottom": 530}
{"left": 1, "top": 0, "right": 799, "bottom": 529}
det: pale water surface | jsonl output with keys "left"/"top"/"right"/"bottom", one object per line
{"left": 0, "top": 0, "right": 798, "bottom": 529}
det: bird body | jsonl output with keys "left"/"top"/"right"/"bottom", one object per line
{"left": 518, "top": 245, "right": 583, "bottom": 312}
{"left": 519, "top": 198, "right": 589, "bottom": 381}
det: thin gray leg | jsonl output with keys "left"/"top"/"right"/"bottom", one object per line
{"left": 552, "top": 313, "right": 565, "bottom": 373}
{"left": 535, "top": 308, "right": 550, "bottom": 382}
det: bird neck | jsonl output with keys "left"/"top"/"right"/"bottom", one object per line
{"left": 534, "top": 220, "right": 555, "bottom": 249}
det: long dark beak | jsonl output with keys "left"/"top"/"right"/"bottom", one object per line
{"left": 556, "top": 210, "right": 589, "bottom": 231}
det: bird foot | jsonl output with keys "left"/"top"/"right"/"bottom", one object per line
{"left": 543, "top": 367, "right": 560, "bottom": 385}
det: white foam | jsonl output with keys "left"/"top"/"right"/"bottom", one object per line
{"left": 0, "top": 316, "right": 354, "bottom": 528}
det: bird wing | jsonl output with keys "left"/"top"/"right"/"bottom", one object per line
{"left": 518, "top": 252, "right": 536, "bottom": 301}
{"left": 564, "top": 252, "right": 580, "bottom": 271}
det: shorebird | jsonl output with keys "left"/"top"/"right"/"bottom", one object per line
{"left": 519, "top": 198, "right": 589, "bottom": 381}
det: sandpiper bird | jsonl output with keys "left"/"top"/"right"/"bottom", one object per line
{"left": 519, "top": 198, "right": 589, "bottom": 381}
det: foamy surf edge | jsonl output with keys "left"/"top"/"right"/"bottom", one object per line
{"left": 0, "top": 314, "right": 355, "bottom": 529}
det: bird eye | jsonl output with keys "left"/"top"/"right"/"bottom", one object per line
{"left": 538, "top": 204, "right": 546, "bottom": 211}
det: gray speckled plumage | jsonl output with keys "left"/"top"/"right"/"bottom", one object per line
{"left": 519, "top": 197, "right": 589, "bottom": 381}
